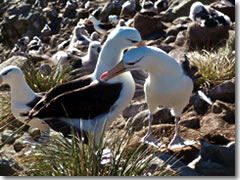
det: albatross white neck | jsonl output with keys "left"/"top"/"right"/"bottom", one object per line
{"left": 93, "top": 39, "right": 124, "bottom": 81}
{"left": 9, "top": 75, "right": 38, "bottom": 104}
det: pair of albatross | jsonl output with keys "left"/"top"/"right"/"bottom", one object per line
{"left": 101, "top": 46, "right": 195, "bottom": 149}
{"left": 0, "top": 27, "right": 142, "bottom": 147}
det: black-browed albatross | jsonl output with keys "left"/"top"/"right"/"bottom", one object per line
{"left": 0, "top": 66, "right": 50, "bottom": 142}
{"left": 26, "top": 27, "right": 143, "bottom": 146}
{"left": 101, "top": 46, "right": 195, "bottom": 149}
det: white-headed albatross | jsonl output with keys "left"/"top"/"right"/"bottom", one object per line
{"left": 100, "top": 46, "right": 195, "bottom": 149}
{"left": 88, "top": 15, "right": 114, "bottom": 35}
{"left": 26, "top": 27, "right": 143, "bottom": 146}
{"left": 0, "top": 66, "right": 50, "bottom": 142}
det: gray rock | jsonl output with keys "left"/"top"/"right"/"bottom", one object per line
{"left": 189, "top": 93, "right": 210, "bottom": 115}
{"left": 63, "top": 0, "right": 78, "bottom": 18}
{"left": 120, "top": 0, "right": 136, "bottom": 18}
{"left": 133, "top": 13, "right": 165, "bottom": 39}
{"left": 174, "top": 30, "right": 187, "bottom": 46}
{"left": 188, "top": 141, "right": 235, "bottom": 175}
{"left": 210, "top": 100, "right": 235, "bottom": 124}
{"left": 208, "top": 79, "right": 235, "bottom": 103}
{"left": 0, "top": 160, "right": 16, "bottom": 176}
{"left": 1, "top": 2, "right": 47, "bottom": 47}
{"left": 210, "top": 0, "right": 235, "bottom": 22}
{"left": 0, "top": 56, "right": 29, "bottom": 72}
{"left": 160, "top": 0, "right": 213, "bottom": 22}
{"left": 186, "top": 22, "right": 230, "bottom": 49}
{"left": 163, "top": 35, "right": 176, "bottom": 44}
{"left": 13, "top": 139, "right": 25, "bottom": 152}
{"left": 127, "top": 108, "right": 174, "bottom": 132}
{"left": 1, "top": 130, "right": 18, "bottom": 145}
{"left": 97, "top": 0, "right": 124, "bottom": 22}
{"left": 122, "top": 101, "right": 147, "bottom": 120}
{"left": 29, "top": 128, "right": 41, "bottom": 140}
{"left": 179, "top": 116, "right": 200, "bottom": 129}
{"left": 157, "top": 153, "right": 199, "bottom": 176}
{"left": 0, "top": 157, "right": 23, "bottom": 176}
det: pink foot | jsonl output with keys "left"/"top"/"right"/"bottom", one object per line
{"left": 141, "top": 134, "right": 166, "bottom": 148}
{"left": 168, "top": 134, "right": 195, "bottom": 149}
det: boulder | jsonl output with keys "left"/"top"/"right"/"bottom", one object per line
{"left": 133, "top": 13, "right": 165, "bottom": 39}
{"left": 127, "top": 108, "right": 174, "bottom": 132}
{"left": 210, "top": 100, "right": 235, "bottom": 124}
{"left": 13, "top": 139, "right": 25, "bottom": 152}
{"left": 208, "top": 79, "right": 235, "bottom": 103}
{"left": 1, "top": 130, "right": 15, "bottom": 145}
{"left": 0, "top": 160, "right": 16, "bottom": 176}
{"left": 174, "top": 30, "right": 187, "bottom": 46}
{"left": 210, "top": 0, "right": 235, "bottom": 22}
{"left": 188, "top": 141, "right": 235, "bottom": 175}
{"left": 0, "top": 56, "right": 29, "bottom": 72}
{"left": 122, "top": 101, "right": 147, "bottom": 120}
{"left": 157, "top": 153, "right": 199, "bottom": 176}
{"left": 186, "top": 22, "right": 230, "bottom": 49}
{"left": 163, "top": 36, "right": 176, "bottom": 44}
{"left": 160, "top": 0, "right": 214, "bottom": 22}
{"left": 0, "top": 3, "right": 47, "bottom": 47}
{"left": 29, "top": 128, "right": 41, "bottom": 140}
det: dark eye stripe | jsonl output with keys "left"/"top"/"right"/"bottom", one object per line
{"left": 1, "top": 69, "right": 12, "bottom": 76}
{"left": 126, "top": 38, "right": 139, "bottom": 43}
{"left": 126, "top": 56, "right": 144, "bottom": 66}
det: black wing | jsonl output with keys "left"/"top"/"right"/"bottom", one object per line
{"left": 98, "top": 23, "right": 114, "bottom": 30}
{"left": 29, "top": 75, "right": 92, "bottom": 116}
{"left": 31, "top": 81, "right": 122, "bottom": 120}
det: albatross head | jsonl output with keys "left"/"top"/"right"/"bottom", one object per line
{"left": 89, "top": 41, "right": 101, "bottom": 55}
{"left": 100, "top": 46, "right": 148, "bottom": 81}
{"left": 107, "top": 27, "right": 143, "bottom": 49}
{"left": 0, "top": 66, "right": 25, "bottom": 85}
{"left": 189, "top": 1, "right": 208, "bottom": 21}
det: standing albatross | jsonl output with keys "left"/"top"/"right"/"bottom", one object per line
{"left": 26, "top": 27, "right": 142, "bottom": 146}
{"left": 100, "top": 46, "right": 195, "bottom": 149}
{"left": 0, "top": 66, "right": 50, "bottom": 142}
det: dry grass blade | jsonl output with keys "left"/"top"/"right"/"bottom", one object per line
{"left": 187, "top": 35, "right": 235, "bottom": 90}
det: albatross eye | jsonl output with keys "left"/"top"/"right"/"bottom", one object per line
{"left": 2, "top": 69, "right": 12, "bottom": 76}
{"left": 126, "top": 62, "right": 136, "bottom": 65}
{"left": 125, "top": 56, "right": 144, "bottom": 66}
{"left": 126, "top": 38, "right": 139, "bottom": 44}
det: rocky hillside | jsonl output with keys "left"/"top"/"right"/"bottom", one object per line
{"left": 0, "top": 0, "right": 235, "bottom": 176}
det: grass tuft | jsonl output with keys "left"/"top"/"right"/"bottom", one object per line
{"left": 20, "top": 128, "right": 175, "bottom": 176}
{"left": 187, "top": 35, "right": 235, "bottom": 90}
{"left": 23, "top": 63, "right": 74, "bottom": 93}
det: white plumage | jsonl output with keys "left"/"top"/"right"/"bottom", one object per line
{"left": 101, "top": 46, "right": 195, "bottom": 149}
{"left": 0, "top": 66, "right": 50, "bottom": 133}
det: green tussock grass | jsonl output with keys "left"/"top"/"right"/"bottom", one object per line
{"left": 20, "top": 128, "right": 176, "bottom": 176}
{"left": 23, "top": 63, "right": 74, "bottom": 93}
{"left": 187, "top": 34, "right": 235, "bottom": 90}
{"left": 0, "top": 93, "right": 13, "bottom": 132}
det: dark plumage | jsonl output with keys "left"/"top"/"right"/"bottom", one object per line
{"left": 28, "top": 75, "right": 122, "bottom": 143}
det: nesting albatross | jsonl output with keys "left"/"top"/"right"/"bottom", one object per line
{"left": 26, "top": 27, "right": 142, "bottom": 146}
{"left": 101, "top": 46, "right": 195, "bottom": 149}
{"left": 0, "top": 66, "right": 50, "bottom": 142}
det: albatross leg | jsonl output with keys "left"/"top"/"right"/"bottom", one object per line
{"left": 141, "top": 113, "right": 165, "bottom": 148}
{"left": 37, "top": 129, "right": 51, "bottom": 144}
{"left": 168, "top": 117, "right": 195, "bottom": 149}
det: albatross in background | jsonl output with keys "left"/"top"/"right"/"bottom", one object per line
{"left": 100, "top": 46, "right": 195, "bottom": 149}
{"left": 88, "top": 15, "right": 114, "bottom": 35}
{"left": 0, "top": 66, "right": 50, "bottom": 143}
{"left": 26, "top": 27, "right": 142, "bottom": 146}
{"left": 189, "top": 1, "right": 232, "bottom": 27}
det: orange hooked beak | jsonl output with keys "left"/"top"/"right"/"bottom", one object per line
{"left": 137, "top": 41, "right": 146, "bottom": 48}
{"left": 100, "top": 62, "right": 126, "bottom": 82}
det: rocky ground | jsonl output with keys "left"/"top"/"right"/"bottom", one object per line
{"left": 0, "top": 0, "right": 235, "bottom": 176}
